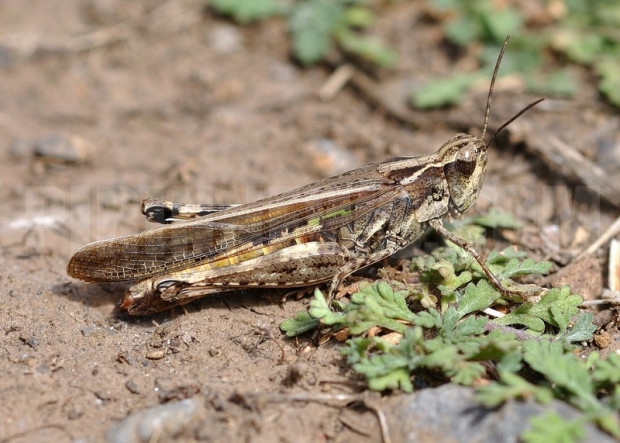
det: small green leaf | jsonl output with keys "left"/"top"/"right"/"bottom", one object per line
{"left": 209, "top": 0, "right": 285, "bottom": 23}
{"left": 526, "top": 69, "right": 578, "bottom": 98}
{"left": 494, "top": 287, "right": 582, "bottom": 334}
{"left": 596, "top": 58, "right": 620, "bottom": 107}
{"left": 414, "top": 308, "right": 442, "bottom": 329}
{"left": 521, "top": 412, "right": 585, "bottom": 443}
{"left": 452, "top": 314, "right": 487, "bottom": 337}
{"left": 366, "top": 366, "right": 413, "bottom": 392}
{"left": 423, "top": 259, "right": 473, "bottom": 293}
{"left": 343, "top": 5, "right": 375, "bottom": 29}
{"left": 497, "top": 257, "right": 552, "bottom": 280}
{"left": 345, "top": 281, "right": 416, "bottom": 334}
{"left": 479, "top": 5, "right": 523, "bottom": 42}
{"left": 476, "top": 371, "right": 554, "bottom": 408}
{"left": 496, "top": 349, "right": 523, "bottom": 373}
{"left": 280, "top": 311, "right": 320, "bottom": 337}
{"left": 523, "top": 340, "right": 601, "bottom": 413}
{"left": 423, "top": 346, "right": 486, "bottom": 385}
{"left": 493, "top": 302, "right": 546, "bottom": 335}
{"left": 592, "top": 352, "right": 620, "bottom": 385}
{"left": 288, "top": 0, "right": 345, "bottom": 65}
{"left": 542, "top": 287, "right": 583, "bottom": 330}
{"left": 428, "top": 0, "right": 460, "bottom": 11}
{"left": 486, "top": 247, "right": 528, "bottom": 263}
{"left": 457, "top": 280, "right": 501, "bottom": 318}
{"left": 308, "top": 288, "right": 346, "bottom": 325}
{"left": 444, "top": 16, "right": 481, "bottom": 46}
{"left": 411, "top": 73, "right": 479, "bottom": 109}
{"left": 346, "top": 331, "right": 420, "bottom": 392}
{"left": 439, "top": 306, "right": 460, "bottom": 334}
{"left": 341, "top": 336, "right": 373, "bottom": 365}
{"left": 446, "top": 221, "right": 486, "bottom": 245}
{"left": 469, "top": 209, "right": 522, "bottom": 229}
{"left": 557, "top": 31, "right": 604, "bottom": 65}
{"left": 337, "top": 31, "right": 398, "bottom": 67}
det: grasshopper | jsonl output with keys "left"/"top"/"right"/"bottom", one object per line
{"left": 67, "top": 37, "right": 542, "bottom": 315}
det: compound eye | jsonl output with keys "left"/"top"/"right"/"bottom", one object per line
{"left": 456, "top": 146, "right": 477, "bottom": 176}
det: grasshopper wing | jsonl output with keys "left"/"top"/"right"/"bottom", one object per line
{"left": 67, "top": 164, "right": 403, "bottom": 282}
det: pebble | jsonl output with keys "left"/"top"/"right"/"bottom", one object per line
{"left": 106, "top": 398, "right": 200, "bottom": 443}
{"left": 383, "top": 384, "right": 616, "bottom": 442}
{"left": 10, "top": 134, "right": 94, "bottom": 164}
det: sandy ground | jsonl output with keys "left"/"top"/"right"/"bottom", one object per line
{"left": 1, "top": 1, "right": 618, "bottom": 441}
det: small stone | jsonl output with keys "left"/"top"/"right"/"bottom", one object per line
{"left": 207, "top": 24, "right": 242, "bottom": 54}
{"left": 125, "top": 379, "right": 142, "bottom": 395}
{"left": 383, "top": 384, "right": 616, "bottom": 443}
{"left": 9, "top": 134, "right": 94, "bottom": 165}
{"left": 154, "top": 377, "right": 200, "bottom": 403}
{"left": 146, "top": 349, "right": 166, "bottom": 360}
{"left": 594, "top": 331, "right": 611, "bottom": 349}
{"left": 106, "top": 398, "right": 200, "bottom": 443}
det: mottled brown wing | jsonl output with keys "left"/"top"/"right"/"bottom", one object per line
{"left": 67, "top": 163, "right": 406, "bottom": 282}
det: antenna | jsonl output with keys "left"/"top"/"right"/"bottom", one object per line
{"left": 481, "top": 36, "right": 510, "bottom": 141}
{"left": 483, "top": 36, "right": 544, "bottom": 149}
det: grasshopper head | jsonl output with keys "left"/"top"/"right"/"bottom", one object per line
{"left": 440, "top": 134, "right": 488, "bottom": 217}
{"left": 437, "top": 37, "right": 543, "bottom": 219}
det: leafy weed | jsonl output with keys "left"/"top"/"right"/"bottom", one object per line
{"left": 280, "top": 211, "right": 617, "bottom": 440}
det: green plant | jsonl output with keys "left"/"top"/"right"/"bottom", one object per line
{"left": 551, "top": 0, "right": 620, "bottom": 107}
{"left": 207, "top": 0, "right": 397, "bottom": 66}
{"left": 209, "top": 0, "right": 285, "bottom": 23}
{"left": 208, "top": 1, "right": 620, "bottom": 108}
{"left": 416, "top": 0, "right": 620, "bottom": 108}
{"left": 281, "top": 210, "right": 617, "bottom": 441}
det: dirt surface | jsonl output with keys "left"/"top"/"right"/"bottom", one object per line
{"left": 1, "top": 1, "right": 619, "bottom": 442}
